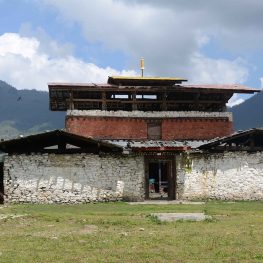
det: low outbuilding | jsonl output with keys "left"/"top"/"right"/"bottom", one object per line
{"left": 0, "top": 130, "right": 145, "bottom": 203}
{"left": 0, "top": 129, "right": 263, "bottom": 203}
{"left": 176, "top": 128, "right": 263, "bottom": 200}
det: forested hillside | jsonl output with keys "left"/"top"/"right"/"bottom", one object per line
{"left": 230, "top": 91, "right": 263, "bottom": 131}
{"left": 0, "top": 80, "right": 64, "bottom": 139}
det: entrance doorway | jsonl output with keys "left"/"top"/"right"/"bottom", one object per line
{"left": 145, "top": 158, "right": 176, "bottom": 200}
{"left": 0, "top": 163, "right": 4, "bottom": 204}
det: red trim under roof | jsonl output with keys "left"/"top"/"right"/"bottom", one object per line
{"left": 132, "top": 146, "right": 191, "bottom": 152}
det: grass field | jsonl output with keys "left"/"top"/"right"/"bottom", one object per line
{"left": 0, "top": 201, "right": 262, "bottom": 262}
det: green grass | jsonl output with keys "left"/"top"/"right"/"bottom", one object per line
{"left": 0, "top": 201, "right": 262, "bottom": 262}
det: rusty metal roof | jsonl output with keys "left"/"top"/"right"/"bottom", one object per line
{"left": 181, "top": 84, "right": 260, "bottom": 94}
{"left": 48, "top": 82, "right": 260, "bottom": 93}
{"left": 48, "top": 83, "right": 113, "bottom": 89}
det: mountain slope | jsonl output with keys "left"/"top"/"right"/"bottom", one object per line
{"left": 230, "top": 91, "right": 263, "bottom": 130}
{"left": 0, "top": 80, "right": 64, "bottom": 138}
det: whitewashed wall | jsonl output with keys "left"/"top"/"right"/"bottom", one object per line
{"left": 4, "top": 151, "right": 262, "bottom": 203}
{"left": 177, "top": 152, "right": 263, "bottom": 200}
{"left": 67, "top": 110, "right": 232, "bottom": 121}
{"left": 3, "top": 153, "right": 144, "bottom": 203}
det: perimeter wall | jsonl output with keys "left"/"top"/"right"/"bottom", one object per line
{"left": 177, "top": 152, "right": 263, "bottom": 200}
{"left": 3, "top": 153, "right": 145, "bottom": 203}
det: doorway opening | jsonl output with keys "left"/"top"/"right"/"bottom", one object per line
{"left": 0, "top": 163, "right": 4, "bottom": 204}
{"left": 145, "top": 158, "right": 176, "bottom": 200}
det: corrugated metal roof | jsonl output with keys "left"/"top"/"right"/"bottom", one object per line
{"left": 104, "top": 140, "right": 207, "bottom": 149}
{"left": 48, "top": 83, "right": 113, "bottom": 88}
{"left": 0, "top": 130, "right": 123, "bottom": 154}
{"left": 199, "top": 128, "right": 263, "bottom": 150}
{"left": 48, "top": 82, "right": 260, "bottom": 93}
{"left": 181, "top": 84, "right": 260, "bottom": 93}
{"left": 48, "top": 82, "right": 261, "bottom": 93}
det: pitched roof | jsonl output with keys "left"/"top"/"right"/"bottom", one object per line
{"left": 199, "top": 128, "right": 263, "bottom": 151}
{"left": 0, "top": 130, "right": 122, "bottom": 154}
{"left": 104, "top": 139, "right": 206, "bottom": 152}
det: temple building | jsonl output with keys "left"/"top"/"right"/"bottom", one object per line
{"left": 49, "top": 76, "right": 257, "bottom": 141}
{"left": 0, "top": 75, "right": 262, "bottom": 203}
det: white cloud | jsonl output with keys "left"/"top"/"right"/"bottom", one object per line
{"left": 41, "top": 0, "right": 255, "bottom": 85}
{"left": 0, "top": 33, "right": 136, "bottom": 91}
{"left": 189, "top": 53, "right": 249, "bottom": 84}
{"left": 41, "top": 0, "right": 206, "bottom": 77}
{"left": 189, "top": 53, "right": 250, "bottom": 106}
{"left": 227, "top": 94, "right": 245, "bottom": 108}
{"left": 1, "top": 1, "right": 261, "bottom": 93}
{"left": 19, "top": 23, "right": 75, "bottom": 59}
{"left": 0, "top": 33, "right": 39, "bottom": 59}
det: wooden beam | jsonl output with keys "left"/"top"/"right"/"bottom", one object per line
{"left": 102, "top": 91, "right": 106, "bottom": 110}
{"left": 49, "top": 86, "right": 242, "bottom": 94}
{"left": 162, "top": 89, "right": 167, "bottom": 111}
{"left": 69, "top": 91, "right": 74, "bottom": 110}
{"left": 132, "top": 91, "right": 137, "bottom": 110}
{"left": 68, "top": 98, "right": 225, "bottom": 104}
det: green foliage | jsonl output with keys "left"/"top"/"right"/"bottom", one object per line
{"left": 146, "top": 214, "right": 163, "bottom": 224}
{"left": 181, "top": 153, "right": 193, "bottom": 173}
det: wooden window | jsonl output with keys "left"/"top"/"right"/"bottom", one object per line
{"left": 147, "top": 122, "right": 161, "bottom": 139}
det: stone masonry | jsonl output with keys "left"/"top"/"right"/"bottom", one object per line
{"left": 3, "top": 153, "right": 145, "bottom": 204}
{"left": 176, "top": 152, "right": 263, "bottom": 200}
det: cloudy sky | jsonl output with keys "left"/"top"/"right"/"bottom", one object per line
{"left": 1, "top": 0, "right": 263, "bottom": 106}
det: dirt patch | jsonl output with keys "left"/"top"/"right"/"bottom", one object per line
{"left": 79, "top": 224, "right": 98, "bottom": 234}
{"left": 0, "top": 214, "right": 27, "bottom": 220}
{"left": 22, "top": 223, "right": 98, "bottom": 238}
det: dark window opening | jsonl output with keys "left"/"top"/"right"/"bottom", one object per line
{"left": 147, "top": 122, "right": 161, "bottom": 140}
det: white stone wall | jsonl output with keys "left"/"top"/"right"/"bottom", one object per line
{"left": 3, "top": 153, "right": 145, "bottom": 204}
{"left": 177, "top": 152, "right": 263, "bottom": 200}
{"left": 67, "top": 110, "right": 233, "bottom": 121}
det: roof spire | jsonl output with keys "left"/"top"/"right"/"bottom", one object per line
{"left": 140, "top": 57, "right": 144, "bottom": 77}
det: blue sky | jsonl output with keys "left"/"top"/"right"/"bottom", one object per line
{"left": 0, "top": 0, "right": 263, "bottom": 106}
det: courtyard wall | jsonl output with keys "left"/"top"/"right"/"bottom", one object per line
{"left": 177, "top": 152, "right": 263, "bottom": 200}
{"left": 3, "top": 153, "right": 145, "bottom": 204}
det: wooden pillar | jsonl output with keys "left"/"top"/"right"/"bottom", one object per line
{"left": 249, "top": 134, "right": 255, "bottom": 151}
{"left": 69, "top": 91, "right": 74, "bottom": 110}
{"left": 132, "top": 91, "right": 137, "bottom": 111}
{"left": 58, "top": 141, "right": 66, "bottom": 153}
{"left": 144, "top": 157, "right": 149, "bottom": 200}
{"left": 162, "top": 90, "right": 167, "bottom": 111}
{"left": 194, "top": 93, "right": 200, "bottom": 110}
{"left": 102, "top": 91, "right": 107, "bottom": 110}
